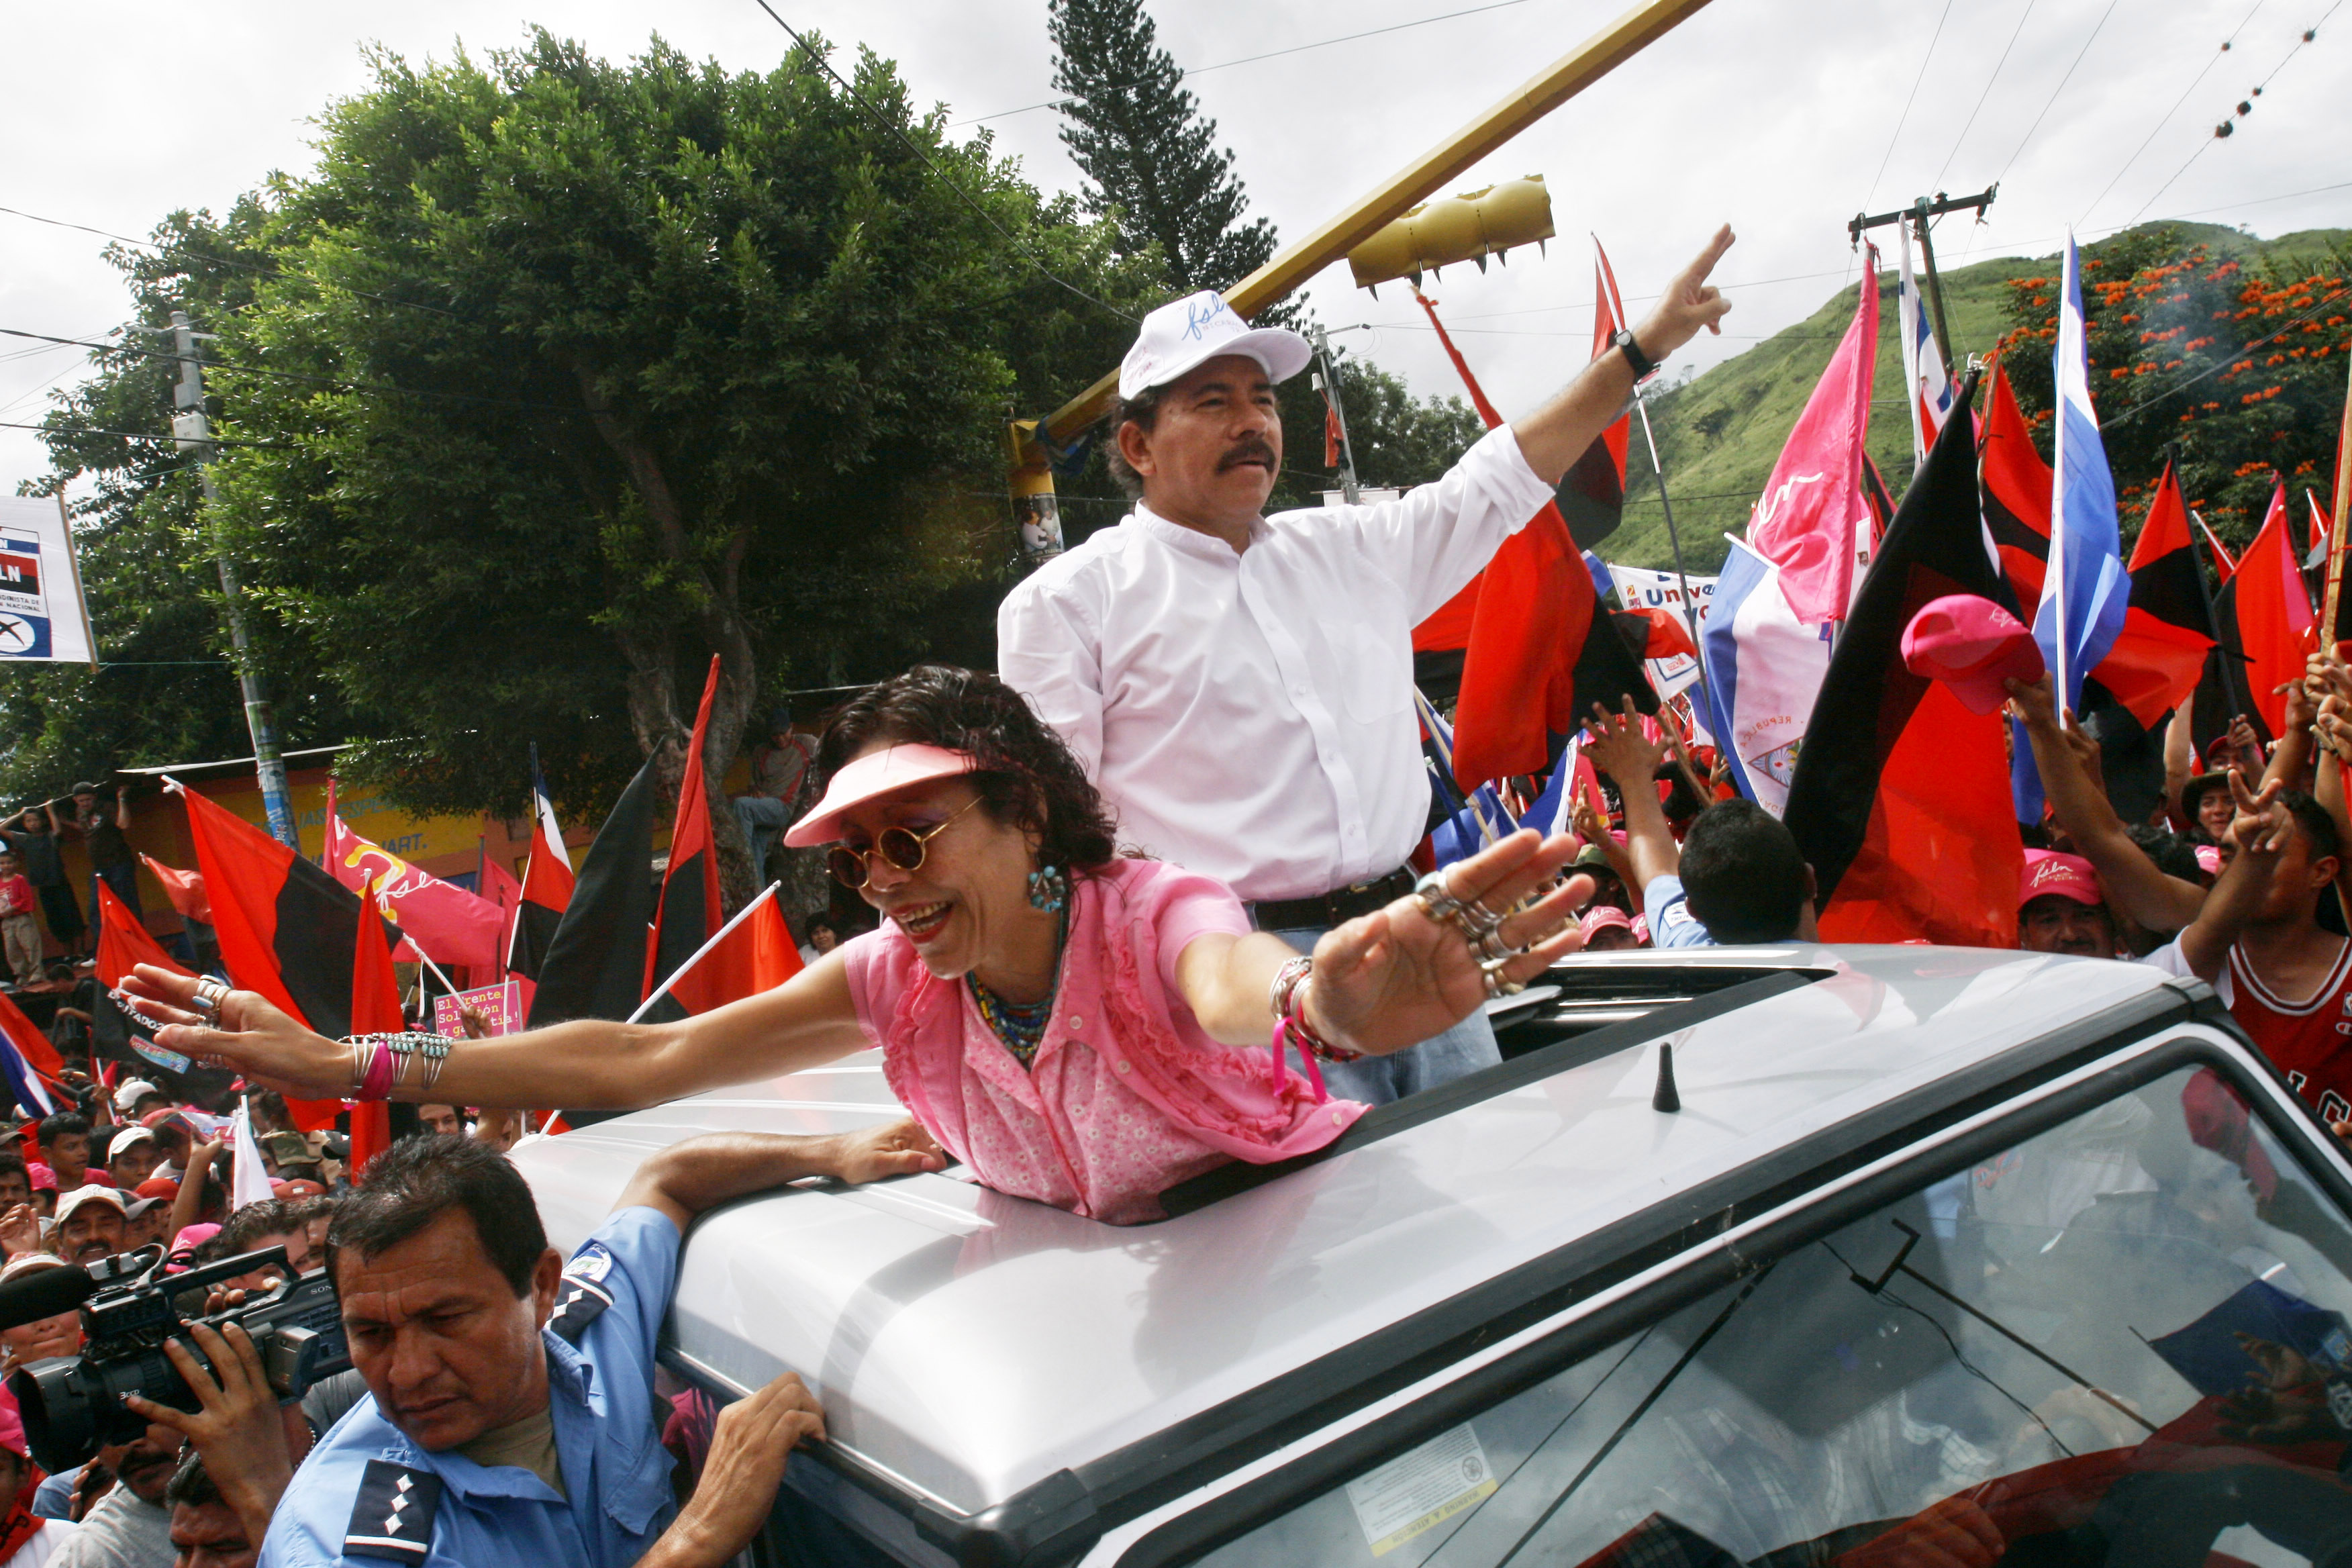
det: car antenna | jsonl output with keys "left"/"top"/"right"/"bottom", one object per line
{"left": 1652, "top": 1038, "right": 1681, "bottom": 1114}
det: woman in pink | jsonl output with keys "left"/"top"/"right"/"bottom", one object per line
{"left": 124, "top": 668, "right": 1588, "bottom": 1224}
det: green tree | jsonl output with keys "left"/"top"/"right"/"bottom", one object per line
{"left": 1048, "top": 0, "right": 1275, "bottom": 297}
{"left": 45, "top": 31, "right": 1163, "bottom": 907}
{"left": 1994, "top": 226, "right": 2352, "bottom": 552}
{"left": 9, "top": 204, "right": 351, "bottom": 803}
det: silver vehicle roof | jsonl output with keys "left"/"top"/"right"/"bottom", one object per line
{"left": 509, "top": 946, "right": 2204, "bottom": 1551}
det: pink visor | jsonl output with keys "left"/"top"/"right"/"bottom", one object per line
{"left": 785, "top": 744, "right": 977, "bottom": 848}
{"left": 1900, "top": 593, "right": 2045, "bottom": 714}
{"left": 1578, "top": 906, "right": 1634, "bottom": 940}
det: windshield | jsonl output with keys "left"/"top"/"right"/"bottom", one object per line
{"left": 1196, "top": 1062, "right": 2352, "bottom": 1567}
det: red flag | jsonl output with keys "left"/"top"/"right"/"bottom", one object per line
{"left": 322, "top": 783, "right": 503, "bottom": 968}
{"left": 95, "top": 883, "right": 187, "bottom": 989}
{"left": 137, "top": 855, "right": 211, "bottom": 926}
{"left": 1409, "top": 291, "right": 1596, "bottom": 789}
{"left": 2235, "top": 481, "right": 2316, "bottom": 737}
{"left": 1323, "top": 399, "right": 1342, "bottom": 469}
{"left": 648, "top": 656, "right": 726, "bottom": 999}
{"left": 668, "top": 891, "right": 804, "bottom": 1016}
{"left": 1748, "top": 247, "right": 1878, "bottom": 625}
{"left": 1638, "top": 607, "right": 1697, "bottom": 661}
{"left": 346, "top": 885, "right": 404, "bottom": 1175}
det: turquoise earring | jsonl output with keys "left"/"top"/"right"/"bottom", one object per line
{"left": 1028, "top": 865, "right": 1069, "bottom": 913}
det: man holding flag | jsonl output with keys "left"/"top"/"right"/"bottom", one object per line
{"left": 999, "top": 227, "right": 1736, "bottom": 1103}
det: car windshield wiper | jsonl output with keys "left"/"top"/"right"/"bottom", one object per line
{"left": 1489, "top": 1261, "right": 1778, "bottom": 1567}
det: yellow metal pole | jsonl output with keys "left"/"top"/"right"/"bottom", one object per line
{"left": 1035, "top": 0, "right": 1719, "bottom": 448}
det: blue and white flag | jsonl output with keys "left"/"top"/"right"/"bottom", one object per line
{"left": 1699, "top": 536, "right": 1834, "bottom": 817}
{"left": 2036, "top": 235, "right": 2130, "bottom": 709}
{"left": 0, "top": 1035, "right": 52, "bottom": 1120}
{"left": 1898, "top": 226, "right": 1955, "bottom": 468}
{"left": 1416, "top": 689, "right": 1517, "bottom": 865}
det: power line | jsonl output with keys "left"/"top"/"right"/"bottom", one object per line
{"left": 1861, "top": 0, "right": 1957, "bottom": 215}
{"left": 1994, "top": 0, "right": 2124, "bottom": 188}
{"left": 2077, "top": 0, "right": 2268, "bottom": 225}
{"left": 949, "top": 0, "right": 1535, "bottom": 126}
{"left": 0, "top": 325, "right": 583, "bottom": 418}
{"left": 746, "top": 0, "right": 1138, "bottom": 324}
{"left": 0, "top": 204, "right": 466, "bottom": 324}
{"left": 2126, "top": 0, "right": 2343, "bottom": 224}
{"left": 1931, "top": 0, "right": 2041, "bottom": 191}
{"left": 0, "top": 419, "right": 291, "bottom": 451}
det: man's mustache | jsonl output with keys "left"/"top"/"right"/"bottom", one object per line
{"left": 1218, "top": 438, "right": 1277, "bottom": 472}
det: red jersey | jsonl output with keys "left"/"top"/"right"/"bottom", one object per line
{"left": 2225, "top": 937, "right": 2352, "bottom": 1124}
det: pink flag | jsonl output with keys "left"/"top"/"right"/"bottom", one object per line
{"left": 1747, "top": 246, "right": 1880, "bottom": 625}
{"left": 323, "top": 782, "right": 505, "bottom": 968}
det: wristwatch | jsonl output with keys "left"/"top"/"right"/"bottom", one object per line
{"left": 1611, "top": 327, "right": 1660, "bottom": 382}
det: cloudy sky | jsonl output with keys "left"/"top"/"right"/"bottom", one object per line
{"left": 2, "top": 0, "right": 2345, "bottom": 498}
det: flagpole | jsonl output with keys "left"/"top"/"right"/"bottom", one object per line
{"left": 1630, "top": 393, "right": 1709, "bottom": 709}
{"left": 628, "top": 881, "right": 783, "bottom": 1025}
{"left": 2325, "top": 354, "right": 2352, "bottom": 650}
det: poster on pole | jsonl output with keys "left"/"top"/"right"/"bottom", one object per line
{"left": 1605, "top": 563, "right": 1718, "bottom": 733}
{"left": 0, "top": 497, "right": 96, "bottom": 666}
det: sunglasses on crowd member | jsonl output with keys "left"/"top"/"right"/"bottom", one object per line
{"left": 828, "top": 796, "right": 983, "bottom": 891}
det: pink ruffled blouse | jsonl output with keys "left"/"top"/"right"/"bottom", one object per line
{"left": 841, "top": 858, "right": 1366, "bottom": 1224}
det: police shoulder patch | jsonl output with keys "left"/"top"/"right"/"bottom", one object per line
{"left": 548, "top": 1247, "right": 617, "bottom": 1343}
{"left": 342, "top": 1459, "right": 444, "bottom": 1564}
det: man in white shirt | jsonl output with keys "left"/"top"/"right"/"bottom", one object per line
{"left": 1000, "top": 230, "right": 1736, "bottom": 1101}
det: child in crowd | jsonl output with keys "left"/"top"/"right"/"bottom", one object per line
{"left": 0, "top": 856, "right": 38, "bottom": 989}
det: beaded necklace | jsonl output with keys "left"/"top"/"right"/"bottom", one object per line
{"left": 969, "top": 910, "right": 1067, "bottom": 1068}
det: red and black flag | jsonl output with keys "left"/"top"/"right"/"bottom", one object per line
{"left": 175, "top": 784, "right": 383, "bottom": 1130}
{"left": 508, "top": 746, "right": 575, "bottom": 981}
{"left": 1980, "top": 356, "right": 2051, "bottom": 611}
{"left": 1784, "top": 375, "right": 2024, "bottom": 948}
{"left": 647, "top": 656, "right": 725, "bottom": 1005}
{"left": 2100, "top": 461, "right": 2220, "bottom": 726}
{"left": 524, "top": 753, "right": 663, "bottom": 1030}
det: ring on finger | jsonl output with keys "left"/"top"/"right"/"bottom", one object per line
{"left": 1468, "top": 924, "right": 1517, "bottom": 963}
{"left": 1481, "top": 958, "right": 1526, "bottom": 999}
{"left": 190, "top": 978, "right": 230, "bottom": 1020}
{"left": 1413, "top": 871, "right": 1471, "bottom": 926}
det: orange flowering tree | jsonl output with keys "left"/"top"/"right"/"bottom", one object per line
{"left": 1995, "top": 225, "right": 2352, "bottom": 552}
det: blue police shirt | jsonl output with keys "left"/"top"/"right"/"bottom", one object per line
{"left": 259, "top": 1206, "right": 682, "bottom": 1568}
{"left": 1644, "top": 874, "right": 1716, "bottom": 948}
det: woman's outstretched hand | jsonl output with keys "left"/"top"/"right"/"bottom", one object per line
{"left": 117, "top": 965, "right": 348, "bottom": 1099}
{"left": 1306, "top": 829, "right": 1589, "bottom": 1057}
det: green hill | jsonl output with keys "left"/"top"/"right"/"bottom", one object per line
{"left": 1606, "top": 221, "right": 2351, "bottom": 575}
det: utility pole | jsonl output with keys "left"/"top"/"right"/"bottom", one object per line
{"left": 1311, "top": 325, "right": 1361, "bottom": 504}
{"left": 166, "top": 310, "right": 301, "bottom": 850}
{"left": 1849, "top": 185, "right": 1997, "bottom": 374}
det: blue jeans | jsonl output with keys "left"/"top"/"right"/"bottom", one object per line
{"left": 733, "top": 795, "right": 791, "bottom": 876}
{"left": 1267, "top": 923, "right": 1502, "bottom": 1106}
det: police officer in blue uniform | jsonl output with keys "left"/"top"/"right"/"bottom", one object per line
{"left": 260, "top": 1124, "right": 944, "bottom": 1568}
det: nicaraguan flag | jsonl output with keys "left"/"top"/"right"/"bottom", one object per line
{"left": 0, "top": 1034, "right": 52, "bottom": 1119}
{"left": 2035, "top": 234, "right": 2130, "bottom": 710}
{"left": 1583, "top": 550, "right": 1616, "bottom": 600}
{"left": 1898, "top": 226, "right": 1954, "bottom": 467}
{"left": 1699, "top": 536, "right": 1834, "bottom": 817}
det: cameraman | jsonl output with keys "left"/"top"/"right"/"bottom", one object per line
{"left": 260, "top": 1126, "right": 939, "bottom": 1568}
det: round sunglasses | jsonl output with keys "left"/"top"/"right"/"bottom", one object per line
{"left": 827, "top": 796, "right": 982, "bottom": 890}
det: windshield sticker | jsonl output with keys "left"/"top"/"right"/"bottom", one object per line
{"left": 1344, "top": 1423, "right": 1497, "bottom": 1557}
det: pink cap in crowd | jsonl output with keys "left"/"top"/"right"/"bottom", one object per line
{"left": 2194, "top": 844, "right": 2223, "bottom": 878}
{"left": 1900, "top": 594, "right": 2045, "bottom": 714}
{"left": 2020, "top": 848, "right": 2102, "bottom": 909}
{"left": 1577, "top": 906, "right": 1635, "bottom": 942}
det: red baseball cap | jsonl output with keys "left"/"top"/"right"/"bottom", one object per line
{"left": 1901, "top": 594, "right": 2045, "bottom": 714}
{"left": 2020, "top": 848, "right": 2102, "bottom": 909}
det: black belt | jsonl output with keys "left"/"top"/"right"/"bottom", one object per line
{"left": 1249, "top": 867, "right": 1417, "bottom": 932}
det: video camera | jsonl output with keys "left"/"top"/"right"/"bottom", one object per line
{"left": 2, "top": 1244, "right": 351, "bottom": 1472}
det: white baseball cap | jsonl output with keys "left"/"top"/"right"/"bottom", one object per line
{"left": 1118, "top": 290, "right": 1312, "bottom": 401}
{"left": 54, "top": 1185, "right": 125, "bottom": 1226}
{"left": 113, "top": 1079, "right": 162, "bottom": 1113}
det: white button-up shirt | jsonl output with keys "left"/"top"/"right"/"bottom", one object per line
{"left": 997, "top": 425, "right": 1555, "bottom": 902}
